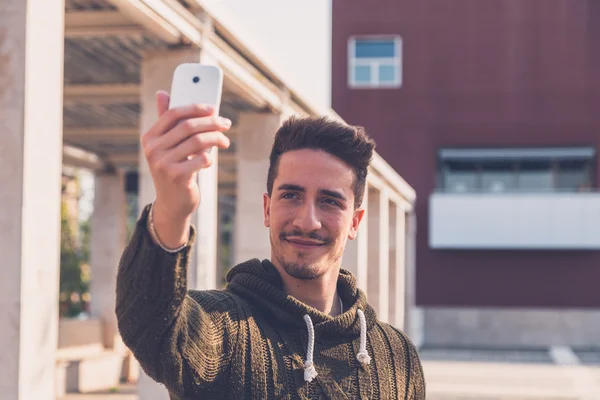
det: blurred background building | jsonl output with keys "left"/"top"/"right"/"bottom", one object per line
{"left": 332, "top": 0, "right": 600, "bottom": 351}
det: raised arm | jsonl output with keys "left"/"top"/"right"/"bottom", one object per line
{"left": 115, "top": 207, "right": 240, "bottom": 395}
{"left": 115, "top": 91, "right": 236, "bottom": 395}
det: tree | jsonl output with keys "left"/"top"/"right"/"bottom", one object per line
{"left": 59, "top": 182, "right": 91, "bottom": 318}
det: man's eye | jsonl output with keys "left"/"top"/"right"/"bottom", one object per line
{"left": 323, "top": 198, "right": 341, "bottom": 207}
{"left": 282, "top": 192, "right": 298, "bottom": 199}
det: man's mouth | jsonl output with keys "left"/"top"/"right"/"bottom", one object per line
{"left": 284, "top": 237, "right": 326, "bottom": 249}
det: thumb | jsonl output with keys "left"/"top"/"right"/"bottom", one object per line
{"left": 156, "top": 90, "right": 170, "bottom": 116}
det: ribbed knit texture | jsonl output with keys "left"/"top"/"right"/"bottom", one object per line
{"left": 116, "top": 204, "right": 426, "bottom": 399}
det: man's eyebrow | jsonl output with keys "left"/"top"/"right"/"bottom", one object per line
{"left": 277, "top": 184, "right": 305, "bottom": 192}
{"left": 277, "top": 184, "right": 347, "bottom": 202}
{"left": 321, "top": 189, "right": 347, "bottom": 201}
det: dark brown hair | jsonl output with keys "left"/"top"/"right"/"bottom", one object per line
{"left": 266, "top": 116, "right": 376, "bottom": 208}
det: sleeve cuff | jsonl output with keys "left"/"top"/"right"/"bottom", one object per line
{"left": 119, "top": 203, "right": 197, "bottom": 295}
{"left": 138, "top": 203, "right": 197, "bottom": 253}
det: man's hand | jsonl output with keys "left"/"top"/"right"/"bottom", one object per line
{"left": 142, "top": 90, "right": 231, "bottom": 248}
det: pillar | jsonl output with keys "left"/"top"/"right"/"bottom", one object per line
{"left": 366, "top": 188, "right": 390, "bottom": 322}
{"left": 388, "top": 203, "right": 397, "bottom": 328}
{"left": 190, "top": 48, "right": 220, "bottom": 292}
{"left": 342, "top": 187, "right": 368, "bottom": 292}
{"left": 393, "top": 205, "right": 407, "bottom": 329}
{"left": 234, "top": 112, "right": 283, "bottom": 264}
{"left": 90, "top": 170, "right": 127, "bottom": 349}
{"left": 139, "top": 48, "right": 220, "bottom": 290}
{"left": 138, "top": 47, "right": 219, "bottom": 399}
{"left": 0, "top": 0, "right": 65, "bottom": 398}
{"left": 404, "top": 212, "right": 423, "bottom": 346}
{"left": 377, "top": 190, "right": 390, "bottom": 323}
{"left": 366, "top": 188, "right": 381, "bottom": 315}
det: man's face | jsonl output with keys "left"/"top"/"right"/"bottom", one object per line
{"left": 264, "top": 149, "right": 364, "bottom": 280}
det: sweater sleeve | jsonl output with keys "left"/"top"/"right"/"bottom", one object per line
{"left": 389, "top": 326, "right": 426, "bottom": 400}
{"left": 408, "top": 342, "right": 426, "bottom": 400}
{"left": 115, "top": 204, "right": 240, "bottom": 395}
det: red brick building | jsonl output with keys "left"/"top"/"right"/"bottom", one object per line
{"left": 332, "top": 0, "right": 600, "bottom": 348}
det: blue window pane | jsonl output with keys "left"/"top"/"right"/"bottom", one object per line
{"left": 355, "top": 40, "right": 395, "bottom": 58}
{"left": 354, "top": 65, "right": 371, "bottom": 83}
{"left": 379, "top": 65, "right": 396, "bottom": 82}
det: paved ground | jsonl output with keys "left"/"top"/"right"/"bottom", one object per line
{"left": 421, "top": 347, "right": 600, "bottom": 400}
{"left": 61, "top": 349, "right": 600, "bottom": 400}
{"left": 424, "top": 361, "right": 600, "bottom": 400}
{"left": 60, "top": 384, "right": 136, "bottom": 400}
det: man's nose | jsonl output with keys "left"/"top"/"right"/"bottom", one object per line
{"left": 293, "top": 203, "right": 322, "bottom": 233}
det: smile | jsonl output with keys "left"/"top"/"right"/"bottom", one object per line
{"left": 284, "top": 238, "right": 325, "bottom": 250}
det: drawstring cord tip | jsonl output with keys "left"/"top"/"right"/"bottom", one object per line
{"left": 356, "top": 351, "right": 371, "bottom": 365}
{"left": 304, "top": 360, "right": 318, "bottom": 382}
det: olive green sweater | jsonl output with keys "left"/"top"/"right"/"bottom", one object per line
{"left": 116, "top": 205, "right": 426, "bottom": 399}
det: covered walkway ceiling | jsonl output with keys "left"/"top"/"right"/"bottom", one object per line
{"left": 62, "top": 0, "right": 327, "bottom": 179}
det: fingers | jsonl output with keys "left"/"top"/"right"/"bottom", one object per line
{"left": 155, "top": 147, "right": 217, "bottom": 183}
{"left": 178, "top": 151, "right": 214, "bottom": 174}
{"left": 143, "top": 103, "right": 215, "bottom": 142}
{"left": 161, "top": 131, "right": 230, "bottom": 164}
{"left": 153, "top": 115, "right": 232, "bottom": 151}
{"left": 156, "top": 90, "right": 170, "bottom": 116}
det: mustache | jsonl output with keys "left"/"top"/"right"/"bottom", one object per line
{"left": 279, "top": 230, "right": 332, "bottom": 244}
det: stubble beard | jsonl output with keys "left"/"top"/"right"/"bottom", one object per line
{"left": 277, "top": 254, "right": 323, "bottom": 280}
{"left": 270, "top": 233, "right": 323, "bottom": 280}
{"left": 271, "top": 236, "right": 346, "bottom": 281}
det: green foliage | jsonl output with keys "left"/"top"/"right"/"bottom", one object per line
{"left": 59, "top": 198, "right": 91, "bottom": 318}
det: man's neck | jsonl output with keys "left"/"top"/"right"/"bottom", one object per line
{"left": 278, "top": 266, "right": 342, "bottom": 316}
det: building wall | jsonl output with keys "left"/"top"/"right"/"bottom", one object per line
{"left": 332, "top": 0, "right": 600, "bottom": 307}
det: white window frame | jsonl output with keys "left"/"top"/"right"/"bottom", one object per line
{"left": 348, "top": 35, "right": 403, "bottom": 89}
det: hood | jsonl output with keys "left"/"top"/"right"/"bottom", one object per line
{"left": 225, "top": 258, "right": 377, "bottom": 338}
{"left": 225, "top": 258, "right": 378, "bottom": 382}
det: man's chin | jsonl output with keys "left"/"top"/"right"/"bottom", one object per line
{"left": 281, "top": 261, "right": 324, "bottom": 280}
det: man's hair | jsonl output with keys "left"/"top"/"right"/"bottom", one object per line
{"left": 266, "top": 116, "right": 376, "bottom": 209}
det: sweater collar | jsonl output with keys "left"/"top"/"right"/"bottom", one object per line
{"left": 225, "top": 258, "right": 377, "bottom": 337}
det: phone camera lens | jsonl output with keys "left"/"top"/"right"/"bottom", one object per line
{"left": 192, "top": 76, "right": 200, "bottom": 83}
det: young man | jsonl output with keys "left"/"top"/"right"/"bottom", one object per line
{"left": 116, "top": 91, "right": 425, "bottom": 399}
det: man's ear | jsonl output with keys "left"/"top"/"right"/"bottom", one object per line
{"left": 348, "top": 207, "right": 365, "bottom": 240}
{"left": 263, "top": 193, "right": 271, "bottom": 227}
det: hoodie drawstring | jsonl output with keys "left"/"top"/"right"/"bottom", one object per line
{"left": 356, "top": 309, "right": 371, "bottom": 365}
{"left": 303, "top": 314, "right": 318, "bottom": 382}
{"left": 302, "top": 309, "right": 371, "bottom": 383}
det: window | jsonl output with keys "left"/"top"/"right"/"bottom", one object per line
{"left": 437, "top": 147, "right": 595, "bottom": 193}
{"left": 480, "top": 161, "right": 516, "bottom": 193}
{"left": 443, "top": 161, "right": 478, "bottom": 193}
{"left": 348, "top": 37, "right": 402, "bottom": 88}
{"left": 517, "top": 160, "right": 553, "bottom": 192}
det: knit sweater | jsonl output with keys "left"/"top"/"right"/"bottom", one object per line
{"left": 116, "top": 205, "right": 426, "bottom": 399}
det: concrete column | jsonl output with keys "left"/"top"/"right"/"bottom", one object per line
{"left": 90, "top": 170, "right": 127, "bottom": 349}
{"left": 342, "top": 187, "right": 368, "bottom": 292}
{"left": 388, "top": 205, "right": 397, "bottom": 326}
{"left": 139, "top": 48, "right": 220, "bottom": 291}
{"left": 138, "top": 48, "right": 220, "bottom": 399}
{"left": 366, "top": 188, "right": 391, "bottom": 322}
{"left": 366, "top": 188, "right": 380, "bottom": 313}
{"left": 404, "top": 212, "right": 424, "bottom": 347}
{"left": 0, "top": 0, "right": 65, "bottom": 398}
{"left": 190, "top": 49, "right": 220, "bottom": 291}
{"left": 234, "top": 112, "right": 283, "bottom": 264}
{"left": 216, "top": 198, "right": 235, "bottom": 288}
{"left": 377, "top": 190, "right": 390, "bottom": 323}
{"left": 393, "top": 205, "right": 407, "bottom": 329}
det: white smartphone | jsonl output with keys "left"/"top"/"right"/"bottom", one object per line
{"left": 169, "top": 63, "right": 224, "bottom": 114}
